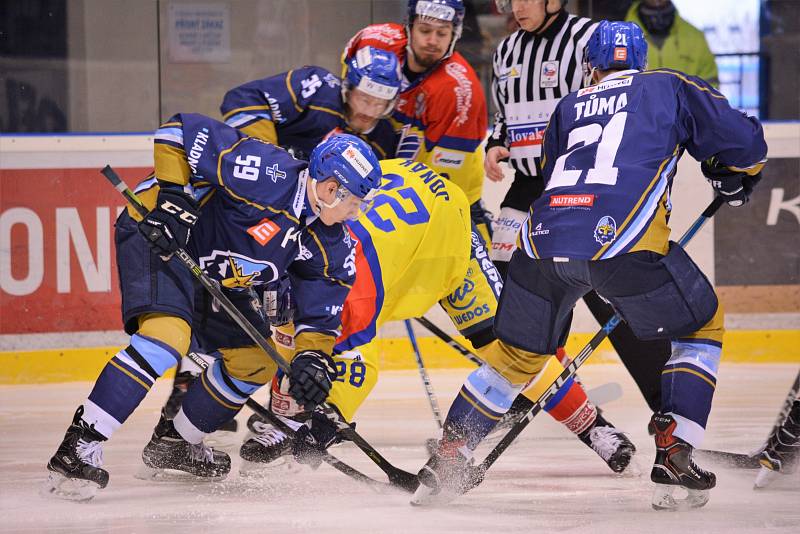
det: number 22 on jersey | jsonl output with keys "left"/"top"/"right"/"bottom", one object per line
{"left": 364, "top": 174, "right": 431, "bottom": 233}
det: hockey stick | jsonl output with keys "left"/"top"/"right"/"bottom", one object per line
{"left": 413, "top": 315, "right": 622, "bottom": 407}
{"left": 405, "top": 320, "right": 443, "bottom": 428}
{"left": 470, "top": 196, "right": 726, "bottom": 486}
{"left": 181, "top": 353, "right": 394, "bottom": 491}
{"left": 696, "top": 367, "right": 800, "bottom": 469}
{"left": 413, "top": 316, "right": 483, "bottom": 366}
{"left": 101, "top": 165, "right": 419, "bottom": 493}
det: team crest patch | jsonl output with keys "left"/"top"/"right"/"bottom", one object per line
{"left": 594, "top": 216, "right": 617, "bottom": 245}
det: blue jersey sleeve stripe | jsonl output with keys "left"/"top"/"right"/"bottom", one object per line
{"left": 225, "top": 112, "right": 271, "bottom": 129}
{"left": 221, "top": 104, "right": 271, "bottom": 121}
{"left": 155, "top": 127, "right": 184, "bottom": 147}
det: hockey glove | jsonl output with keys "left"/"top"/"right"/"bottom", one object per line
{"left": 263, "top": 275, "right": 294, "bottom": 326}
{"left": 138, "top": 188, "right": 199, "bottom": 258}
{"left": 701, "top": 157, "right": 763, "bottom": 207}
{"left": 292, "top": 409, "right": 350, "bottom": 468}
{"left": 288, "top": 350, "right": 337, "bottom": 409}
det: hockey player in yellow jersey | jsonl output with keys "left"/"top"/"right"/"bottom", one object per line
{"left": 240, "top": 158, "right": 635, "bottom": 474}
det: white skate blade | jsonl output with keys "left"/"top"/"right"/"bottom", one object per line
{"left": 651, "top": 484, "right": 710, "bottom": 510}
{"left": 134, "top": 464, "right": 228, "bottom": 482}
{"left": 40, "top": 471, "right": 100, "bottom": 502}
{"left": 753, "top": 465, "right": 781, "bottom": 489}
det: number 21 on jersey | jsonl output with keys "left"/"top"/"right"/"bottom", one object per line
{"left": 546, "top": 111, "right": 628, "bottom": 190}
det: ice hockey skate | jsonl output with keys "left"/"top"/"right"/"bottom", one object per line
{"left": 42, "top": 406, "right": 109, "bottom": 502}
{"left": 239, "top": 415, "right": 307, "bottom": 475}
{"left": 579, "top": 414, "right": 636, "bottom": 474}
{"left": 137, "top": 416, "right": 231, "bottom": 481}
{"left": 754, "top": 399, "right": 800, "bottom": 489}
{"left": 650, "top": 413, "right": 716, "bottom": 510}
{"left": 411, "top": 436, "right": 483, "bottom": 507}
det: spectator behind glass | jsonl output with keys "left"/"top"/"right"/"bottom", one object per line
{"left": 626, "top": 0, "right": 719, "bottom": 87}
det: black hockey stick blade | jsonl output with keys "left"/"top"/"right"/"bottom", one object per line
{"left": 244, "top": 399, "right": 409, "bottom": 492}
{"left": 101, "top": 165, "right": 418, "bottom": 492}
{"left": 694, "top": 449, "right": 761, "bottom": 469}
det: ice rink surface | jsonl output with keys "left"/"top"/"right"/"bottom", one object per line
{"left": 1, "top": 363, "right": 798, "bottom": 533}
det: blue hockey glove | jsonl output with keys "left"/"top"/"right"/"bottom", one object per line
{"left": 292, "top": 409, "right": 348, "bottom": 468}
{"left": 263, "top": 275, "right": 294, "bottom": 326}
{"left": 138, "top": 188, "right": 199, "bottom": 257}
{"left": 701, "top": 157, "right": 762, "bottom": 207}
{"left": 288, "top": 350, "right": 337, "bottom": 409}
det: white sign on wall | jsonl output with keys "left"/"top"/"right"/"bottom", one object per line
{"left": 168, "top": 3, "right": 231, "bottom": 63}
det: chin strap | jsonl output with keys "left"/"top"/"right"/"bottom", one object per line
{"left": 309, "top": 178, "right": 342, "bottom": 212}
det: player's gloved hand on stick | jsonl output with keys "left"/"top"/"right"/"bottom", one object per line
{"left": 293, "top": 409, "right": 350, "bottom": 468}
{"left": 701, "top": 157, "right": 763, "bottom": 207}
{"left": 288, "top": 350, "right": 337, "bottom": 409}
{"left": 138, "top": 188, "right": 199, "bottom": 257}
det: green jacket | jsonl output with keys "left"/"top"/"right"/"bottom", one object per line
{"left": 626, "top": 2, "right": 719, "bottom": 87}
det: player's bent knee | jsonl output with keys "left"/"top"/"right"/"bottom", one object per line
{"left": 680, "top": 304, "right": 725, "bottom": 345}
{"left": 477, "top": 340, "right": 550, "bottom": 385}
{"left": 464, "top": 364, "right": 523, "bottom": 412}
{"left": 137, "top": 313, "right": 191, "bottom": 357}
{"left": 221, "top": 346, "right": 278, "bottom": 388}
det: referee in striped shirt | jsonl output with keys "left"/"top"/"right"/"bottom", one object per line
{"left": 485, "top": 0, "right": 671, "bottom": 416}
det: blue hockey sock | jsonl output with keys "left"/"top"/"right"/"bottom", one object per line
{"left": 176, "top": 358, "right": 262, "bottom": 443}
{"left": 661, "top": 339, "right": 722, "bottom": 447}
{"left": 83, "top": 334, "right": 180, "bottom": 438}
{"left": 445, "top": 364, "right": 523, "bottom": 450}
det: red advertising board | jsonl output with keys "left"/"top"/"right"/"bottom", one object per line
{"left": 0, "top": 167, "right": 150, "bottom": 334}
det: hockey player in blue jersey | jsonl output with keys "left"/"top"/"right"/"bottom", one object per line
{"left": 156, "top": 47, "right": 403, "bottom": 432}
{"left": 412, "top": 21, "right": 767, "bottom": 509}
{"left": 43, "top": 116, "right": 381, "bottom": 501}
{"left": 221, "top": 46, "right": 401, "bottom": 161}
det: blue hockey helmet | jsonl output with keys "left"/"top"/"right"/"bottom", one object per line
{"left": 308, "top": 134, "right": 382, "bottom": 208}
{"left": 583, "top": 21, "right": 648, "bottom": 85}
{"left": 342, "top": 46, "right": 402, "bottom": 116}
{"left": 407, "top": 0, "right": 465, "bottom": 57}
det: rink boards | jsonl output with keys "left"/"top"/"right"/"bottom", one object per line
{"left": 1, "top": 124, "right": 798, "bottom": 384}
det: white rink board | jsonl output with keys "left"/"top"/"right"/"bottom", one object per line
{"left": 1, "top": 364, "right": 798, "bottom": 532}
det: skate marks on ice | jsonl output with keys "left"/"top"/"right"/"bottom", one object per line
{"left": 0, "top": 365, "right": 798, "bottom": 532}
